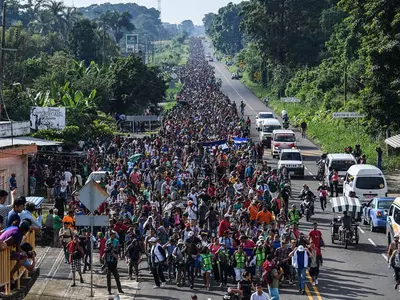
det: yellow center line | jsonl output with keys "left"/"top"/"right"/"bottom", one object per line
{"left": 307, "top": 270, "right": 323, "bottom": 300}
{"left": 305, "top": 284, "right": 314, "bottom": 300}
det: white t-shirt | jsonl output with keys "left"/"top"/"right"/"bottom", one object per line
{"left": 250, "top": 292, "right": 270, "bottom": 300}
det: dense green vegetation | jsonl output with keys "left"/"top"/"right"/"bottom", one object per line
{"left": 205, "top": 0, "right": 400, "bottom": 169}
{"left": 1, "top": 0, "right": 171, "bottom": 143}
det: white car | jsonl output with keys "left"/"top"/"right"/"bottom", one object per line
{"left": 278, "top": 149, "right": 304, "bottom": 178}
{"left": 86, "top": 171, "right": 107, "bottom": 184}
{"left": 256, "top": 112, "right": 275, "bottom": 129}
{"left": 258, "top": 118, "right": 282, "bottom": 147}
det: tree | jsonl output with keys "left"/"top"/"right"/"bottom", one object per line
{"left": 241, "top": 0, "right": 330, "bottom": 67}
{"left": 339, "top": 0, "right": 400, "bottom": 134}
{"left": 43, "top": 0, "right": 66, "bottom": 35}
{"left": 68, "top": 19, "right": 99, "bottom": 64}
{"left": 202, "top": 13, "right": 216, "bottom": 35}
{"left": 110, "top": 55, "right": 166, "bottom": 113}
{"left": 180, "top": 20, "right": 194, "bottom": 35}
{"left": 97, "top": 10, "right": 135, "bottom": 44}
{"left": 207, "top": 2, "right": 245, "bottom": 56}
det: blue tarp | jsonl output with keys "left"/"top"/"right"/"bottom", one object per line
{"left": 201, "top": 139, "right": 227, "bottom": 147}
{"left": 233, "top": 137, "right": 248, "bottom": 144}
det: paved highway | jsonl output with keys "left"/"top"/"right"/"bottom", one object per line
{"left": 203, "top": 40, "right": 398, "bottom": 300}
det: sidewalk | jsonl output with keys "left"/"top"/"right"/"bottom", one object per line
{"left": 26, "top": 248, "right": 139, "bottom": 300}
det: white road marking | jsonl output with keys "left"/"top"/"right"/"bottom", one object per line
{"left": 214, "top": 62, "right": 257, "bottom": 114}
{"left": 368, "top": 238, "right": 377, "bottom": 247}
{"left": 308, "top": 171, "right": 313, "bottom": 175}
{"left": 359, "top": 227, "right": 365, "bottom": 234}
{"left": 382, "top": 254, "right": 388, "bottom": 261}
{"left": 304, "top": 166, "right": 308, "bottom": 170}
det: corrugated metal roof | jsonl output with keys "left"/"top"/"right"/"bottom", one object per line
{"left": 0, "top": 137, "right": 62, "bottom": 148}
{"left": 385, "top": 134, "right": 400, "bottom": 148}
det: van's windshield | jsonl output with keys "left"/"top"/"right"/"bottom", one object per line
{"left": 263, "top": 125, "right": 281, "bottom": 133}
{"left": 331, "top": 160, "right": 355, "bottom": 172}
{"left": 274, "top": 134, "right": 295, "bottom": 142}
{"left": 355, "top": 177, "right": 385, "bottom": 190}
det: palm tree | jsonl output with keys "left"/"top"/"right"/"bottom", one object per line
{"left": 62, "top": 7, "right": 82, "bottom": 38}
{"left": 28, "top": 10, "right": 53, "bottom": 35}
{"left": 110, "top": 11, "right": 135, "bottom": 44}
{"left": 43, "top": 0, "right": 66, "bottom": 34}
{"left": 97, "top": 10, "right": 135, "bottom": 44}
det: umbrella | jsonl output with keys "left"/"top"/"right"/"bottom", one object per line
{"left": 129, "top": 153, "right": 144, "bottom": 163}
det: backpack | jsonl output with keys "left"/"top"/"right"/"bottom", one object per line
{"left": 268, "top": 180, "right": 278, "bottom": 193}
{"left": 262, "top": 261, "right": 275, "bottom": 284}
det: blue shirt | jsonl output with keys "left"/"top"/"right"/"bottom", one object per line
{"left": 7, "top": 210, "right": 20, "bottom": 228}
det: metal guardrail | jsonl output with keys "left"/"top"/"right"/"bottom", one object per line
{"left": 0, "top": 231, "right": 36, "bottom": 295}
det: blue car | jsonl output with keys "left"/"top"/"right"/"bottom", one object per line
{"left": 362, "top": 197, "right": 395, "bottom": 232}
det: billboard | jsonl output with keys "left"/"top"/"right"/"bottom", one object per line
{"left": 126, "top": 34, "right": 138, "bottom": 46}
{"left": 30, "top": 107, "right": 66, "bottom": 130}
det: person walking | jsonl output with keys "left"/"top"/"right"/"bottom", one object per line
{"left": 308, "top": 242, "right": 320, "bottom": 286}
{"left": 66, "top": 234, "right": 84, "bottom": 287}
{"left": 102, "top": 243, "right": 124, "bottom": 295}
{"left": 233, "top": 245, "right": 247, "bottom": 283}
{"left": 52, "top": 209, "right": 62, "bottom": 247}
{"left": 149, "top": 236, "right": 167, "bottom": 288}
{"left": 389, "top": 242, "right": 400, "bottom": 291}
{"left": 376, "top": 147, "right": 383, "bottom": 170}
{"left": 290, "top": 245, "right": 309, "bottom": 295}
{"left": 125, "top": 238, "right": 142, "bottom": 281}
{"left": 329, "top": 169, "right": 339, "bottom": 197}
{"left": 199, "top": 246, "right": 213, "bottom": 290}
{"left": 60, "top": 222, "right": 73, "bottom": 263}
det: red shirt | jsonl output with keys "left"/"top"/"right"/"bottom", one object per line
{"left": 309, "top": 229, "right": 323, "bottom": 252}
{"left": 241, "top": 239, "right": 256, "bottom": 248}
{"left": 218, "top": 219, "right": 230, "bottom": 237}
{"left": 208, "top": 186, "right": 216, "bottom": 197}
{"left": 99, "top": 238, "right": 106, "bottom": 257}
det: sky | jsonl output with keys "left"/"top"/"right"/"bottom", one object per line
{"left": 63, "top": 0, "right": 243, "bottom": 25}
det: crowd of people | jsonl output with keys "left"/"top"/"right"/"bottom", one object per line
{"left": 0, "top": 37, "right": 329, "bottom": 300}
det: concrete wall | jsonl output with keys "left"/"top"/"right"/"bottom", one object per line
{"left": 0, "top": 121, "right": 30, "bottom": 137}
{"left": 0, "top": 155, "right": 28, "bottom": 204}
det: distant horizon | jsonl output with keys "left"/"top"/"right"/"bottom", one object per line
{"left": 62, "top": 0, "right": 243, "bottom": 25}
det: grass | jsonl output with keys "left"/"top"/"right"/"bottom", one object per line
{"left": 223, "top": 62, "right": 400, "bottom": 170}
{"left": 151, "top": 40, "right": 189, "bottom": 67}
{"left": 162, "top": 101, "right": 177, "bottom": 112}
{"left": 166, "top": 81, "right": 183, "bottom": 101}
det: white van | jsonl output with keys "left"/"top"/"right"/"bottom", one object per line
{"left": 325, "top": 153, "right": 357, "bottom": 187}
{"left": 271, "top": 130, "right": 296, "bottom": 158}
{"left": 343, "top": 164, "right": 387, "bottom": 201}
{"left": 258, "top": 118, "right": 281, "bottom": 147}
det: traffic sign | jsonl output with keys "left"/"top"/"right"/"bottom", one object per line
{"left": 332, "top": 112, "right": 365, "bottom": 118}
{"left": 126, "top": 34, "right": 138, "bottom": 46}
{"left": 281, "top": 97, "right": 300, "bottom": 103}
{"left": 77, "top": 180, "right": 108, "bottom": 213}
{"left": 75, "top": 215, "right": 109, "bottom": 227}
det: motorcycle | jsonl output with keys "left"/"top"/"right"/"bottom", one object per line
{"left": 301, "top": 199, "right": 313, "bottom": 222}
{"left": 283, "top": 121, "right": 290, "bottom": 129}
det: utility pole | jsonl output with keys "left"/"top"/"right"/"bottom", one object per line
{"left": 344, "top": 63, "right": 348, "bottom": 106}
{"left": 0, "top": 1, "right": 6, "bottom": 120}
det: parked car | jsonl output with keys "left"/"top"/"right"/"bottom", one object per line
{"left": 362, "top": 197, "right": 395, "bottom": 231}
